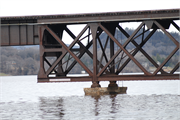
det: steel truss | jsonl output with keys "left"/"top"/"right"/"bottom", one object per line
{"left": 38, "top": 20, "right": 180, "bottom": 87}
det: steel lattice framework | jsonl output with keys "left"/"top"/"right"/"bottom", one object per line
{"left": 1, "top": 9, "right": 180, "bottom": 87}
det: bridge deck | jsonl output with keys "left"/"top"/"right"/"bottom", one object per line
{"left": 1, "top": 9, "right": 179, "bottom": 25}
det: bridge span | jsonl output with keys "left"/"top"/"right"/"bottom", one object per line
{"left": 1, "top": 9, "right": 180, "bottom": 88}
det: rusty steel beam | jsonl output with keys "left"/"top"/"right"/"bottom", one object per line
{"left": 153, "top": 46, "right": 179, "bottom": 75}
{"left": 90, "top": 23, "right": 101, "bottom": 88}
{"left": 38, "top": 27, "right": 47, "bottom": 79}
{"left": 152, "top": 21, "right": 179, "bottom": 75}
{"left": 98, "top": 74, "right": 180, "bottom": 81}
{"left": 97, "top": 23, "right": 145, "bottom": 76}
{"left": 64, "top": 26, "right": 106, "bottom": 74}
{"left": 172, "top": 21, "right": 180, "bottom": 32}
{"left": 38, "top": 74, "right": 180, "bottom": 83}
{"left": 65, "top": 41, "right": 93, "bottom": 74}
{"left": 116, "top": 25, "right": 167, "bottom": 74}
{"left": 99, "top": 22, "right": 152, "bottom": 76}
{"left": 98, "top": 36, "right": 110, "bottom": 72}
{"left": 44, "top": 58, "right": 58, "bottom": 74}
{"left": 116, "top": 28, "right": 157, "bottom": 74}
{"left": 44, "top": 25, "right": 88, "bottom": 76}
{"left": 97, "top": 37, "right": 109, "bottom": 64}
{"left": 154, "top": 21, "right": 179, "bottom": 46}
{"left": 170, "top": 62, "right": 180, "bottom": 74}
{"left": 44, "top": 25, "right": 94, "bottom": 76}
{"left": 102, "top": 22, "right": 119, "bottom": 87}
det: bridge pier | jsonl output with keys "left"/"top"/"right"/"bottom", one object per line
{"left": 84, "top": 87, "right": 127, "bottom": 96}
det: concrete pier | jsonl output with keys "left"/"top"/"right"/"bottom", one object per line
{"left": 84, "top": 87, "right": 127, "bottom": 96}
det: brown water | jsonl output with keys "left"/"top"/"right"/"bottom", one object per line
{"left": 0, "top": 76, "right": 180, "bottom": 120}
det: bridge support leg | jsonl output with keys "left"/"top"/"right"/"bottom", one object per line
{"left": 91, "top": 81, "right": 101, "bottom": 88}
{"left": 102, "top": 23, "right": 119, "bottom": 88}
{"left": 38, "top": 27, "right": 47, "bottom": 79}
{"left": 90, "top": 23, "right": 101, "bottom": 88}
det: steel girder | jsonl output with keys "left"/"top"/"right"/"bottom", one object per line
{"left": 38, "top": 20, "right": 180, "bottom": 87}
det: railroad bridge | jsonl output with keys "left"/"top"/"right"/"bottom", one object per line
{"left": 1, "top": 9, "right": 180, "bottom": 88}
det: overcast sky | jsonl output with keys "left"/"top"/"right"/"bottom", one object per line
{"left": 0, "top": 0, "right": 179, "bottom": 16}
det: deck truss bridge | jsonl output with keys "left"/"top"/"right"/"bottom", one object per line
{"left": 1, "top": 9, "right": 180, "bottom": 87}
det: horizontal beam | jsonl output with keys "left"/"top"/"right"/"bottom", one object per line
{"left": 37, "top": 10, "right": 180, "bottom": 24}
{"left": 44, "top": 48, "right": 63, "bottom": 52}
{"left": 38, "top": 74, "right": 180, "bottom": 82}
{"left": 98, "top": 74, "right": 180, "bottom": 81}
{"left": 1, "top": 9, "right": 179, "bottom": 25}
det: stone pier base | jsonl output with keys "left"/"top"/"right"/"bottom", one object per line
{"left": 84, "top": 87, "right": 127, "bottom": 96}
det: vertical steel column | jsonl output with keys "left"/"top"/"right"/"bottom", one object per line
{"left": 102, "top": 22, "right": 118, "bottom": 88}
{"left": 38, "top": 26, "right": 47, "bottom": 79}
{"left": 110, "top": 31, "right": 115, "bottom": 73}
{"left": 56, "top": 26, "right": 65, "bottom": 77}
{"left": 90, "top": 23, "right": 101, "bottom": 88}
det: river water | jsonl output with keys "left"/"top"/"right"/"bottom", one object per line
{"left": 0, "top": 75, "right": 180, "bottom": 120}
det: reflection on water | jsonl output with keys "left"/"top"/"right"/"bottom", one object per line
{"left": 38, "top": 95, "right": 121, "bottom": 119}
{"left": 39, "top": 97, "right": 65, "bottom": 119}
{"left": 91, "top": 94, "right": 119, "bottom": 116}
{"left": 37, "top": 94, "right": 180, "bottom": 120}
{"left": 110, "top": 94, "right": 118, "bottom": 114}
{"left": 0, "top": 76, "right": 180, "bottom": 119}
{"left": 91, "top": 95, "right": 100, "bottom": 116}
{"left": 0, "top": 94, "right": 180, "bottom": 119}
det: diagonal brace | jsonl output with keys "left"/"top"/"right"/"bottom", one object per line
{"left": 99, "top": 23, "right": 151, "bottom": 75}
{"left": 153, "top": 20, "right": 180, "bottom": 75}
{"left": 117, "top": 25, "right": 167, "bottom": 74}
{"left": 97, "top": 22, "right": 145, "bottom": 76}
{"left": 65, "top": 26, "right": 106, "bottom": 72}
{"left": 44, "top": 25, "right": 93, "bottom": 76}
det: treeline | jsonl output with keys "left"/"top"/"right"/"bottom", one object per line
{"left": 100, "top": 28, "right": 180, "bottom": 56}
{"left": 0, "top": 28, "right": 179, "bottom": 75}
{"left": 0, "top": 46, "right": 40, "bottom": 75}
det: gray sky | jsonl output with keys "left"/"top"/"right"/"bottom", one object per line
{"left": 0, "top": 0, "right": 179, "bottom": 16}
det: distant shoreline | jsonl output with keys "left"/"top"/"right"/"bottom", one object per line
{"left": 0, "top": 73, "right": 11, "bottom": 76}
